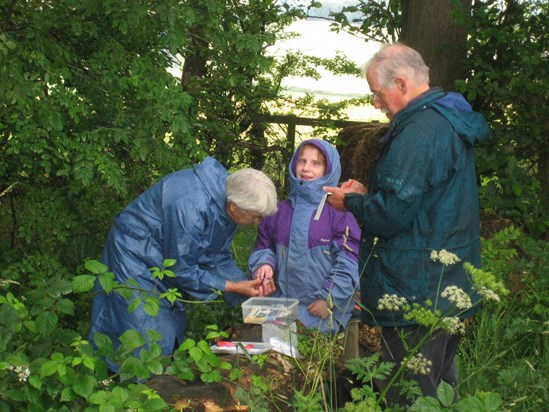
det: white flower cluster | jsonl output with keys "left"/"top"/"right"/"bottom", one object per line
{"left": 430, "top": 249, "right": 461, "bottom": 265}
{"left": 441, "top": 316, "right": 466, "bottom": 335}
{"left": 8, "top": 365, "right": 30, "bottom": 382}
{"left": 99, "top": 377, "right": 113, "bottom": 387}
{"left": 405, "top": 353, "right": 433, "bottom": 375}
{"left": 377, "top": 294, "right": 408, "bottom": 311}
{"left": 477, "top": 286, "right": 501, "bottom": 302}
{"left": 441, "top": 286, "right": 472, "bottom": 310}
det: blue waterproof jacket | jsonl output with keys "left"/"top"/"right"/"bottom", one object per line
{"left": 344, "top": 89, "right": 491, "bottom": 327}
{"left": 89, "top": 157, "right": 245, "bottom": 368}
{"left": 249, "top": 140, "right": 360, "bottom": 333}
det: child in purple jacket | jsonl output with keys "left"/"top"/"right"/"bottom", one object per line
{"left": 249, "top": 139, "right": 360, "bottom": 334}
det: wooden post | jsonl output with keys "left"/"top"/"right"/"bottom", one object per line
{"left": 343, "top": 319, "right": 360, "bottom": 361}
{"left": 287, "top": 115, "right": 296, "bottom": 153}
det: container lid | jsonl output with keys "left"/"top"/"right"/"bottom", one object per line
{"left": 242, "top": 297, "right": 299, "bottom": 307}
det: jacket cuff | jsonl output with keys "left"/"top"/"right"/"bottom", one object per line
{"left": 343, "top": 193, "right": 362, "bottom": 213}
{"left": 315, "top": 287, "right": 330, "bottom": 301}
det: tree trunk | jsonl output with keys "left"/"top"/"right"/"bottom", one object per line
{"left": 400, "top": 0, "right": 471, "bottom": 91}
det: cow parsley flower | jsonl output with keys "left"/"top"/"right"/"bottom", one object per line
{"left": 477, "top": 286, "right": 501, "bottom": 302}
{"left": 430, "top": 249, "right": 461, "bottom": 265}
{"left": 441, "top": 316, "right": 466, "bottom": 335}
{"left": 405, "top": 353, "right": 432, "bottom": 375}
{"left": 377, "top": 294, "right": 408, "bottom": 311}
{"left": 441, "top": 286, "right": 472, "bottom": 310}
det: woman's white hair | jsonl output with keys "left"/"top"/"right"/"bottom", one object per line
{"left": 226, "top": 168, "right": 278, "bottom": 216}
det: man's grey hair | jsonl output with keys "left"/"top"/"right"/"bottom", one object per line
{"left": 226, "top": 168, "right": 278, "bottom": 216}
{"left": 364, "top": 42, "right": 430, "bottom": 88}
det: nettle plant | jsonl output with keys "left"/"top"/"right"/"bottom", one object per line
{"left": 342, "top": 249, "right": 509, "bottom": 412}
{"left": 0, "top": 259, "right": 253, "bottom": 411}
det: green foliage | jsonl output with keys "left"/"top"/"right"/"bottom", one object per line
{"left": 0, "top": 278, "right": 170, "bottom": 410}
{"left": 234, "top": 375, "right": 271, "bottom": 412}
{"left": 330, "top": 0, "right": 402, "bottom": 43}
{"left": 455, "top": 1, "right": 549, "bottom": 237}
{"left": 0, "top": 0, "right": 202, "bottom": 280}
{"left": 166, "top": 337, "right": 234, "bottom": 384}
{"left": 458, "top": 301, "right": 547, "bottom": 412}
{"left": 292, "top": 390, "right": 325, "bottom": 412}
{"left": 410, "top": 384, "right": 503, "bottom": 412}
{"left": 457, "top": 227, "right": 549, "bottom": 412}
{"left": 481, "top": 226, "right": 548, "bottom": 318}
{"left": 178, "top": 1, "right": 364, "bottom": 173}
{"left": 347, "top": 353, "right": 395, "bottom": 386}
{"left": 0, "top": 257, "right": 255, "bottom": 411}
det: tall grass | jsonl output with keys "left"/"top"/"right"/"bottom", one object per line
{"left": 458, "top": 300, "right": 548, "bottom": 411}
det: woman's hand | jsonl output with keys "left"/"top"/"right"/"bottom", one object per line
{"left": 225, "top": 278, "right": 263, "bottom": 297}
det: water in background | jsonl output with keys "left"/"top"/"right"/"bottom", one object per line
{"left": 270, "top": 19, "right": 385, "bottom": 122}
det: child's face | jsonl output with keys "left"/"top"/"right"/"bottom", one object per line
{"left": 296, "top": 144, "right": 326, "bottom": 180}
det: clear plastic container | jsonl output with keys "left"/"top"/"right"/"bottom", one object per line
{"left": 241, "top": 297, "right": 298, "bottom": 324}
{"left": 262, "top": 321, "right": 298, "bottom": 345}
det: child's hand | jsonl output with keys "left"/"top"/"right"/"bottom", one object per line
{"left": 307, "top": 299, "right": 330, "bottom": 319}
{"left": 254, "top": 265, "right": 276, "bottom": 295}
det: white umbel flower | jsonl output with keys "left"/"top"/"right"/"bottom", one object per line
{"left": 430, "top": 250, "right": 461, "bottom": 265}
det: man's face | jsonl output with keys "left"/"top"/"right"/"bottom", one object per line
{"left": 367, "top": 66, "right": 404, "bottom": 120}
{"left": 296, "top": 145, "right": 326, "bottom": 180}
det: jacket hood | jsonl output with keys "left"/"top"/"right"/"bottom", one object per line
{"left": 288, "top": 139, "right": 341, "bottom": 205}
{"left": 193, "top": 156, "right": 229, "bottom": 213}
{"left": 387, "top": 89, "right": 491, "bottom": 148}
{"left": 431, "top": 91, "right": 492, "bottom": 147}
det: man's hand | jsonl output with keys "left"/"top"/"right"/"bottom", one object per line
{"left": 254, "top": 264, "right": 276, "bottom": 296}
{"left": 308, "top": 299, "right": 330, "bottom": 319}
{"left": 323, "top": 179, "right": 367, "bottom": 211}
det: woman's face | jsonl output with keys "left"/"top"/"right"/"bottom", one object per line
{"left": 227, "top": 202, "right": 262, "bottom": 225}
{"left": 296, "top": 145, "right": 326, "bottom": 180}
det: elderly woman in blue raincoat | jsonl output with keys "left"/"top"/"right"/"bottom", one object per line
{"left": 89, "top": 156, "right": 277, "bottom": 371}
{"left": 248, "top": 139, "right": 361, "bottom": 334}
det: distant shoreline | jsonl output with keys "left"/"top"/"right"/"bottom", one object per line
{"left": 284, "top": 86, "right": 367, "bottom": 99}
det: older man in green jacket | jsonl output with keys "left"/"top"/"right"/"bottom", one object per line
{"left": 325, "top": 43, "right": 491, "bottom": 407}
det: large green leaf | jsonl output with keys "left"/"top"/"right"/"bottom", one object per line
{"left": 72, "top": 275, "right": 96, "bottom": 293}
{"left": 85, "top": 261, "right": 108, "bottom": 275}
{"left": 98, "top": 272, "right": 116, "bottom": 294}
{"left": 36, "top": 311, "right": 58, "bottom": 336}
{"left": 72, "top": 374, "right": 96, "bottom": 398}
{"left": 119, "top": 329, "right": 145, "bottom": 350}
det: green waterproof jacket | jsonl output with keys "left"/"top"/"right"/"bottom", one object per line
{"left": 344, "top": 89, "right": 491, "bottom": 327}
